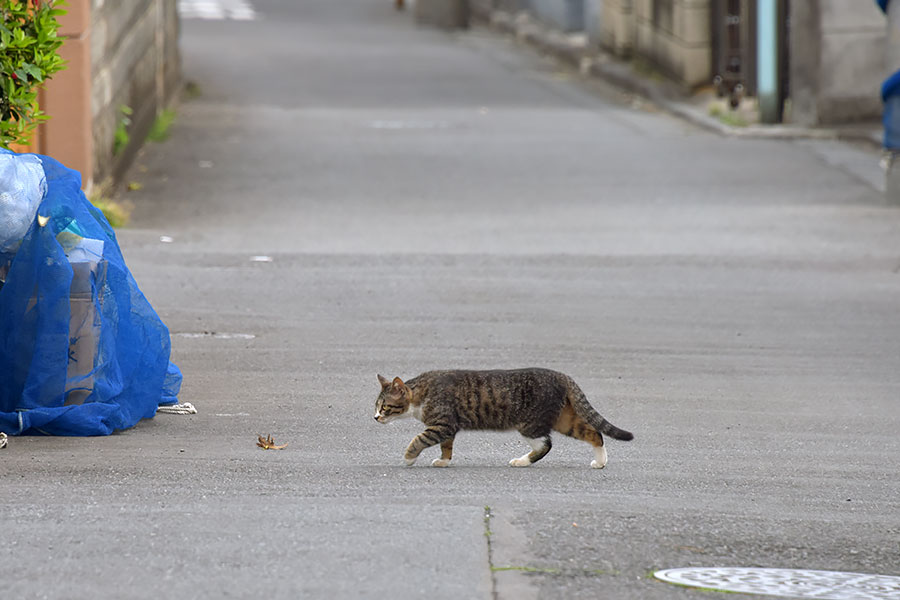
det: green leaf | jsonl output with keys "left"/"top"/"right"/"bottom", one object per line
{"left": 0, "top": 0, "right": 67, "bottom": 149}
{"left": 23, "top": 64, "right": 42, "bottom": 82}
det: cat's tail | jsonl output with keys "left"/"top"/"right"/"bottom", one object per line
{"left": 569, "top": 386, "right": 634, "bottom": 441}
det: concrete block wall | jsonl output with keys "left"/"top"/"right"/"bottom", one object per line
{"left": 91, "top": 0, "right": 180, "bottom": 183}
{"left": 790, "top": 0, "right": 884, "bottom": 126}
{"left": 633, "top": 0, "right": 710, "bottom": 88}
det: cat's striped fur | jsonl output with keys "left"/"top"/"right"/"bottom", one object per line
{"left": 374, "top": 368, "right": 633, "bottom": 468}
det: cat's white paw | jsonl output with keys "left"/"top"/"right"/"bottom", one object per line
{"left": 404, "top": 457, "right": 417, "bottom": 466}
{"left": 508, "top": 457, "right": 532, "bottom": 467}
{"left": 591, "top": 446, "right": 608, "bottom": 469}
{"left": 590, "top": 459, "right": 606, "bottom": 469}
{"left": 431, "top": 458, "right": 451, "bottom": 467}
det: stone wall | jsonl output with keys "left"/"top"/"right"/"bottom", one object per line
{"left": 91, "top": 0, "right": 180, "bottom": 183}
{"left": 790, "top": 0, "right": 884, "bottom": 126}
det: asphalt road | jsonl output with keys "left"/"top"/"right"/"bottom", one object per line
{"left": 2, "top": 1, "right": 899, "bottom": 598}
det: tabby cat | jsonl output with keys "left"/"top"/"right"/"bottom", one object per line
{"left": 374, "top": 368, "right": 633, "bottom": 468}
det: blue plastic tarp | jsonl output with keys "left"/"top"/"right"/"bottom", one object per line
{"left": 0, "top": 149, "right": 181, "bottom": 435}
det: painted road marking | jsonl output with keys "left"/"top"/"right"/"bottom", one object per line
{"left": 178, "top": 0, "right": 258, "bottom": 20}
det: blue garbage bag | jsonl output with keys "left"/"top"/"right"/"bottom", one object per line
{"left": 882, "top": 70, "right": 900, "bottom": 150}
{"left": 0, "top": 149, "right": 181, "bottom": 435}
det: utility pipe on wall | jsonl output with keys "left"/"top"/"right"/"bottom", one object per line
{"left": 757, "top": 0, "right": 780, "bottom": 123}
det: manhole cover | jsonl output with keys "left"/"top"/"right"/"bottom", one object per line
{"left": 654, "top": 568, "right": 900, "bottom": 600}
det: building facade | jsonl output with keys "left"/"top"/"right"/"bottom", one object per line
{"left": 491, "top": 0, "right": 886, "bottom": 126}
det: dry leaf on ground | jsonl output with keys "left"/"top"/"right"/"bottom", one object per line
{"left": 257, "top": 434, "right": 288, "bottom": 450}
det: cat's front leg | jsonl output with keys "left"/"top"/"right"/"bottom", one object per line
{"left": 404, "top": 425, "right": 454, "bottom": 466}
{"left": 431, "top": 437, "right": 455, "bottom": 467}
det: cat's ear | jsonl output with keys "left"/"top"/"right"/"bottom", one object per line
{"left": 377, "top": 374, "right": 390, "bottom": 389}
{"left": 391, "top": 377, "right": 405, "bottom": 391}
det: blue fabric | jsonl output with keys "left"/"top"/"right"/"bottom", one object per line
{"left": 877, "top": 0, "right": 889, "bottom": 13}
{"left": 882, "top": 70, "right": 900, "bottom": 149}
{"left": 0, "top": 150, "right": 181, "bottom": 435}
{"left": 881, "top": 69, "right": 900, "bottom": 102}
{"left": 884, "top": 95, "right": 900, "bottom": 149}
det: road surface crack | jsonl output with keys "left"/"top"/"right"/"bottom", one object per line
{"left": 484, "top": 505, "right": 498, "bottom": 600}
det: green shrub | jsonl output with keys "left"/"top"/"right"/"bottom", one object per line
{"left": 147, "top": 108, "right": 176, "bottom": 142}
{"left": 0, "top": 0, "right": 67, "bottom": 149}
{"left": 113, "top": 104, "right": 132, "bottom": 155}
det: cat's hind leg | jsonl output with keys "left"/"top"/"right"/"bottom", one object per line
{"left": 509, "top": 435, "right": 552, "bottom": 467}
{"left": 553, "top": 403, "right": 607, "bottom": 468}
{"left": 431, "top": 437, "right": 454, "bottom": 467}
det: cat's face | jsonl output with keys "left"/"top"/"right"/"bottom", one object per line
{"left": 375, "top": 374, "right": 410, "bottom": 423}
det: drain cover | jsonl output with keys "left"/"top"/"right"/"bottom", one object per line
{"left": 654, "top": 567, "right": 900, "bottom": 600}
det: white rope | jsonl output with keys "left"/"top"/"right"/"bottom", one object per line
{"left": 0, "top": 432, "right": 7, "bottom": 449}
{"left": 157, "top": 402, "right": 198, "bottom": 415}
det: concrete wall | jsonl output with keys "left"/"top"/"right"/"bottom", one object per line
{"left": 18, "top": 1, "right": 179, "bottom": 189}
{"left": 633, "top": 0, "right": 710, "bottom": 88}
{"left": 495, "top": 0, "right": 528, "bottom": 12}
{"left": 598, "top": 0, "right": 710, "bottom": 86}
{"left": 529, "top": 0, "right": 586, "bottom": 32}
{"left": 469, "top": 0, "right": 496, "bottom": 20}
{"left": 600, "top": 0, "right": 634, "bottom": 57}
{"left": 585, "top": 0, "right": 603, "bottom": 45}
{"left": 91, "top": 0, "right": 181, "bottom": 183}
{"left": 790, "top": 0, "right": 884, "bottom": 126}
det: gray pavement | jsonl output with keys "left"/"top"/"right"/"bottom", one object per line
{"left": 3, "top": 1, "right": 900, "bottom": 598}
